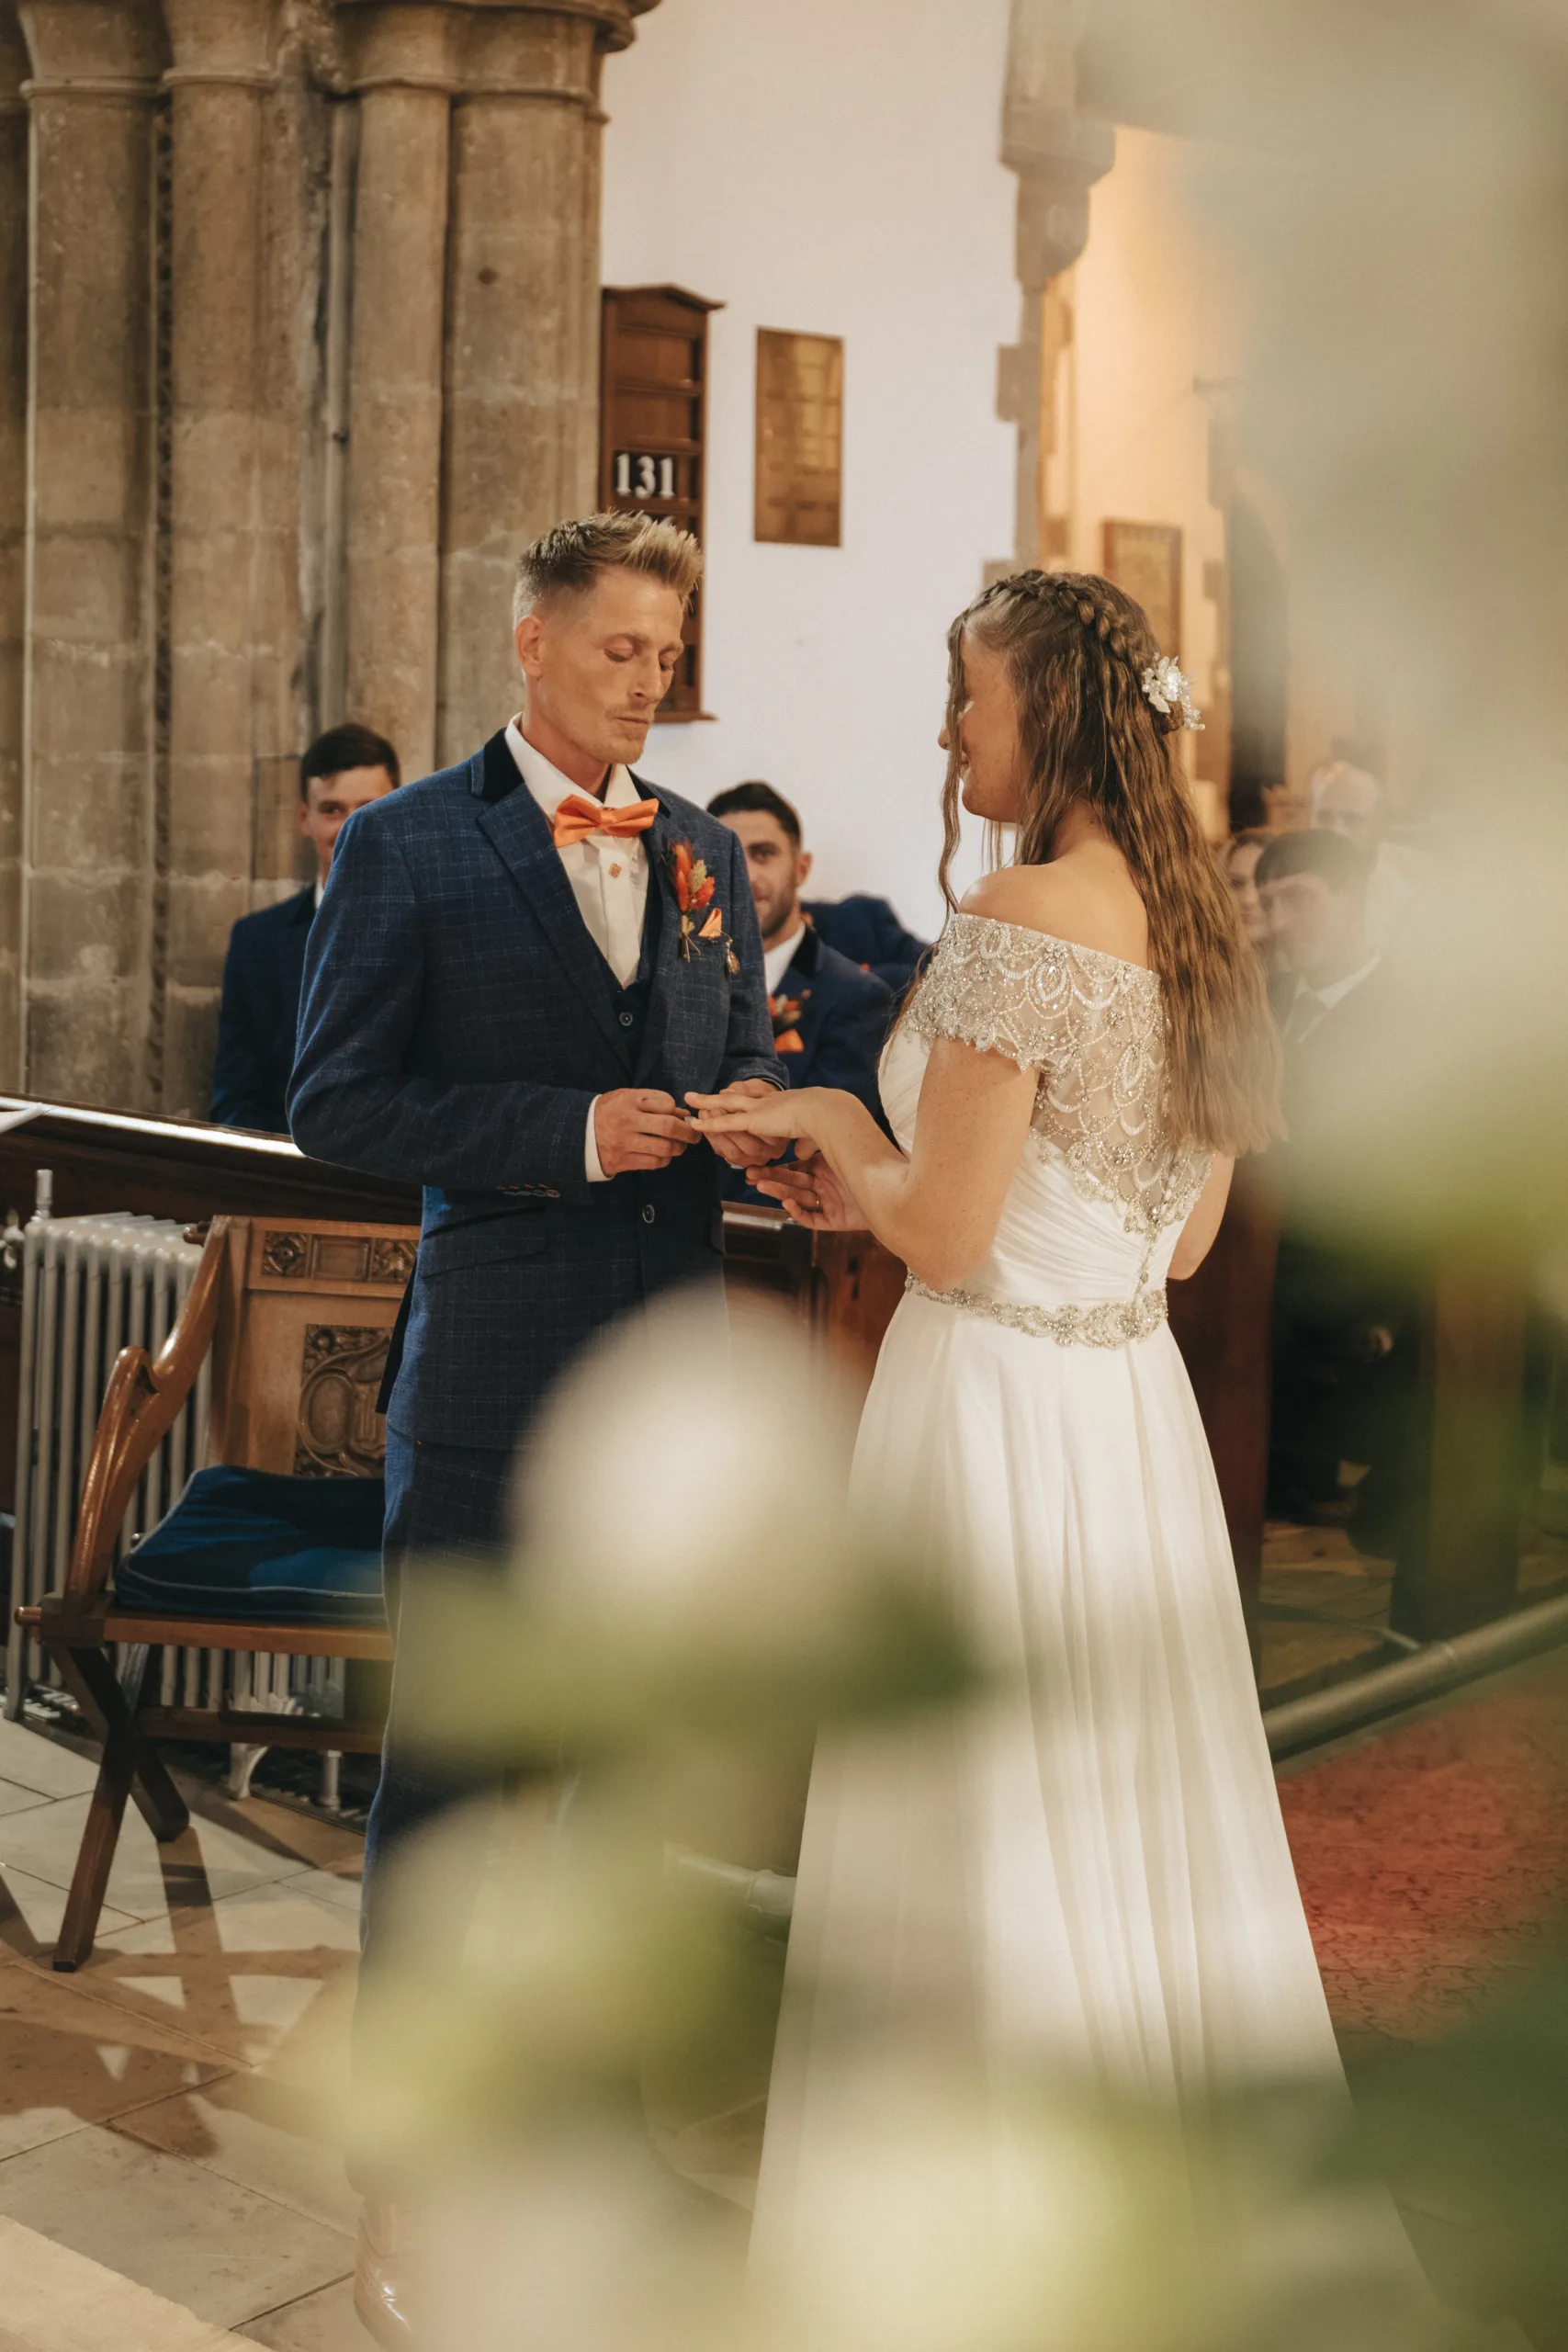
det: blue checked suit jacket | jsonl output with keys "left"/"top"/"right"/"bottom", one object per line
{"left": 288, "top": 729, "right": 784, "bottom": 1451}
{"left": 210, "top": 885, "right": 315, "bottom": 1133}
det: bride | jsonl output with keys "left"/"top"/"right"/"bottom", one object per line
{"left": 690, "top": 570, "right": 1349, "bottom": 2239}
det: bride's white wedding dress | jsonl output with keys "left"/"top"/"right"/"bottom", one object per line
{"left": 752, "top": 912, "right": 1351, "bottom": 2243}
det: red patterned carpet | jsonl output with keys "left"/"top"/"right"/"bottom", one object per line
{"left": 1278, "top": 1648, "right": 1568, "bottom": 2041}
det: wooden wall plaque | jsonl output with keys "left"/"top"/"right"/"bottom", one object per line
{"left": 1100, "top": 519, "right": 1182, "bottom": 656}
{"left": 600, "top": 284, "right": 721, "bottom": 720}
{"left": 755, "top": 329, "right": 843, "bottom": 548}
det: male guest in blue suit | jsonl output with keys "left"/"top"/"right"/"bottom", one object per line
{"left": 708, "top": 783, "right": 892, "bottom": 1188}
{"left": 801, "top": 888, "right": 930, "bottom": 992}
{"left": 210, "top": 724, "right": 400, "bottom": 1131}
{"left": 288, "top": 512, "right": 782, "bottom": 2335}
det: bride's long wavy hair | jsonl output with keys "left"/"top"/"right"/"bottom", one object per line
{"left": 938, "top": 570, "right": 1280, "bottom": 1155}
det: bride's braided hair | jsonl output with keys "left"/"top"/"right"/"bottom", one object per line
{"left": 938, "top": 569, "right": 1280, "bottom": 1155}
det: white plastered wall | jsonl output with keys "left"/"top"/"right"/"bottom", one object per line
{"left": 600, "top": 0, "right": 1019, "bottom": 937}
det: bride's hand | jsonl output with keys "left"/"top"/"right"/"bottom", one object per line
{"left": 750, "top": 1150, "right": 868, "bottom": 1233}
{"left": 685, "top": 1085, "right": 820, "bottom": 1153}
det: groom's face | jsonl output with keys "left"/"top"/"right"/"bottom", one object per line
{"left": 513, "top": 571, "right": 687, "bottom": 773}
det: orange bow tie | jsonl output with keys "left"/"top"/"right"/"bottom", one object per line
{"left": 551, "top": 792, "right": 660, "bottom": 850}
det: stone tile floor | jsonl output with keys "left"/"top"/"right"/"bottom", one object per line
{"left": 7, "top": 1629, "right": 1568, "bottom": 2343}
{"left": 0, "top": 1713, "right": 369, "bottom": 2349}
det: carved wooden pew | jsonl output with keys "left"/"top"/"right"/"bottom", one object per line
{"left": 17, "top": 1214, "right": 413, "bottom": 1970}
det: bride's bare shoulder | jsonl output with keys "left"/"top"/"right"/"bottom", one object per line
{"left": 958, "top": 864, "right": 1150, "bottom": 968}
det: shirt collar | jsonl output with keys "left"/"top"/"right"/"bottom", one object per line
{"left": 505, "top": 716, "right": 638, "bottom": 819}
{"left": 1298, "top": 949, "right": 1381, "bottom": 1017}
{"left": 764, "top": 923, "right": 807, "bottom": 995}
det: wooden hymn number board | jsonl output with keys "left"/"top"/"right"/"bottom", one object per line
{"left": 599, "top": 284, "right": 720, "bottom": 720}
{"left": 755, "top": 329, "right": 843, "bottom": 548}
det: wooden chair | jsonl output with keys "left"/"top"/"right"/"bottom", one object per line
{"left": 16, "top": 1214, "right": 415, "bottom": 1970}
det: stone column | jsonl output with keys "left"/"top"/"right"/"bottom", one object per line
{"left": 16, "top": 0, "right": 167, "bottom": 1109}
{"left": 999, "top": 0, "right": 1112, "bottom": 566}
{"left": 0, "top": 6, "right": 28, "bottom": 1092}
{"left": 337, "top": 2, "right": 463, "bottom": 785}
{"left": 435, "top": 0, "right": 644, "bottom": 762}
{"left": 158, "top": 0, "right": 281, "bottom": 1117}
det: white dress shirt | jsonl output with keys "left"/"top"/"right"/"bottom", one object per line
{"left": 505, "top": 717, "right": 654, "bottom": 1182}
{"left": 763, "top": 922, "right": 807, "bottom": 997}
{"left": 1282, "top": 950, "right": 1381, "bottom": 1046}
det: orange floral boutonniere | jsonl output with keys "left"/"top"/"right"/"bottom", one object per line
{"left": 663, "top": 840, "right": 740, "bottom": 973}
{"left": 770, "top": 990, "right": 808, "bottom": 1053}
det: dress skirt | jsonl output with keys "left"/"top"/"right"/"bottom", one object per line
{"left": 753, "top": 1289, "right": 1348, "bottom": 2243}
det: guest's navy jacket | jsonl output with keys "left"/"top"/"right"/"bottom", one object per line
{"left": 211, "top": 887, "right": 316, "bottom": 1134}
{"left": 802, "top": 894, "right": 930, "bottom": 994}
{"left": 772, "top": 923, "right": 893, "bottom": 1111}
{"left": 725, "top": 923, "right": 892, "bottom": 1206}
{"left": 288, "top": 730, "right": 784, "bottom": 1453}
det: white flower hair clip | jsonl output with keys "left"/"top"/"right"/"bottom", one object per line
{"left": 1141, "top": 655, "right": 1204, "bottom": 731}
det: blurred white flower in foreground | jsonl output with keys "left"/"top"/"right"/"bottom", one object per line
{"left": 745, "top": 2051, "right": 1164, "bottom": 2352}
{"left": 515, "top": 1291, "right": 873, "bottom": 1645}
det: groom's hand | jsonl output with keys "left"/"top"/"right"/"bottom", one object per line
{"left": 695, "top": 1078, "right": 787, "bottom": 1170}
{"left": 593, "top": 1089, "right": 694, "bottom": 1176}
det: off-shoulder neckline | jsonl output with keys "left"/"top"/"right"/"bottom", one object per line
{"left": 946, "top": 908, "right": 1157, "bottom": 981}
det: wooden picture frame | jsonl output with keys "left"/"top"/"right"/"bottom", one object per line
{"left": 1100, "top": 519, "right": 1182, "bottom": 656}
{"left": 754, "top": 329, "right": 844, "bottom": 548}
{"left": 600, "top": 285, "right": 722, "bottom": 720}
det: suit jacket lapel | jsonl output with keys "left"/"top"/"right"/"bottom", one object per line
{"left": 632, "top": 790, "right": 688, "bottom": 1086}
{"left": 471, "top": 733, "right": 635, "bottom": 1070}
{"left": 281, "top": 888, "right": 314, "bottom": 1010}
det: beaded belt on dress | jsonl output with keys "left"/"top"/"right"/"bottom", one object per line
{"left": 904, "top": 1274, "right": 1168, "bottom": 1348}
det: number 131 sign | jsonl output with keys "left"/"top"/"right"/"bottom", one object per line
{"left": 612, "top": 452, "right": 677, "bottom": 501}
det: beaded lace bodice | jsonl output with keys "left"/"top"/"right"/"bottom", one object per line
{"left": 903, "top": 912, "right": 1211, "bottom": 1239}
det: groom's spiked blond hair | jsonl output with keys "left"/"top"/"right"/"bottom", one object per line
{"left": 513, "top": 512, "right": 703, "bottom": 626}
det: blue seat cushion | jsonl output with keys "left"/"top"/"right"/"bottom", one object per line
{"left": 113, "top": 1465, "right": 386, "bottom": 1627}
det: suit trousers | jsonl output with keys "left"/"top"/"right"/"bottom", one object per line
{"left": 360, "top": 1428, "right": 516, "bottom": 1976}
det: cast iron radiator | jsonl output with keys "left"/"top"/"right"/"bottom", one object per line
{"left": 5, "top": 1182, "right": 347, "bottom": 1800}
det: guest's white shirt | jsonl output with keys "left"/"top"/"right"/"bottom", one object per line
{"left": 505, "top": 716, "right": 653, "bottom": 1183}
{"left": 313, "top": 876, "right": 324, "bottom": 910}
{"left": 1283, "top": 950, "right": 1381, "bottom": 1046}
{"left": 763, "top": 922, "right": 806, "bottom": 997}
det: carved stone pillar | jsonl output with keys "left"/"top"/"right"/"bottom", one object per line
{"left": 435, "top": 0, "right": 643, "bottom": 762}
{"left": 999, "top": 0, "right": 1112, "bottom": 566}
{"left": 337, "top": 2, "right": 463, "bottom": 784}
{"left": 0, "top": 6, "right": 28, "bottom": 1091}
{"left": 16, "top": 0, "right": 167, "bottom": 1107}
{"left": 157, "top": 0, "right": 282, "bottom": 1117}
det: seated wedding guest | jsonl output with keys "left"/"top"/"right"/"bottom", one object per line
{"left": 1257, "top": 828, "right": 1421, "bottom": 1549}
{"left": 1257, "top": 825, "right": 1382, "bottom": 1043}
{"left": 710, "top": 783, "right": 892, "bottom": 1186}
{"left": 1223, "top": 829, "right": 1271, "bottom": 954}
{"left": 1307, "top": 754, "right": 1427, "bottom": 953}
{"left": 800, "top": 888, "right": 931, "bottom": 991}
{"left": 211, "top": 724, "right": 400, "bottom": 1132}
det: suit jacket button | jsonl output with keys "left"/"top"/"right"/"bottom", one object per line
{"left": 619, "top": 1012, "right": 634, "bottom": 1028}
{"left": 641, "top": 1203, "right": 656, "bottom": 1225}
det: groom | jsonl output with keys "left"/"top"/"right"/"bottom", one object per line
{"left": 288, "top": 510, "right": 783, "bottom": 1945}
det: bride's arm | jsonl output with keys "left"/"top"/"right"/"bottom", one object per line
{"left": 692, "top": 1040, "right": 1037, "bottom": 1291}
{"left": 1167, "top": 1155, "right": 1234, "bottom": 1279}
